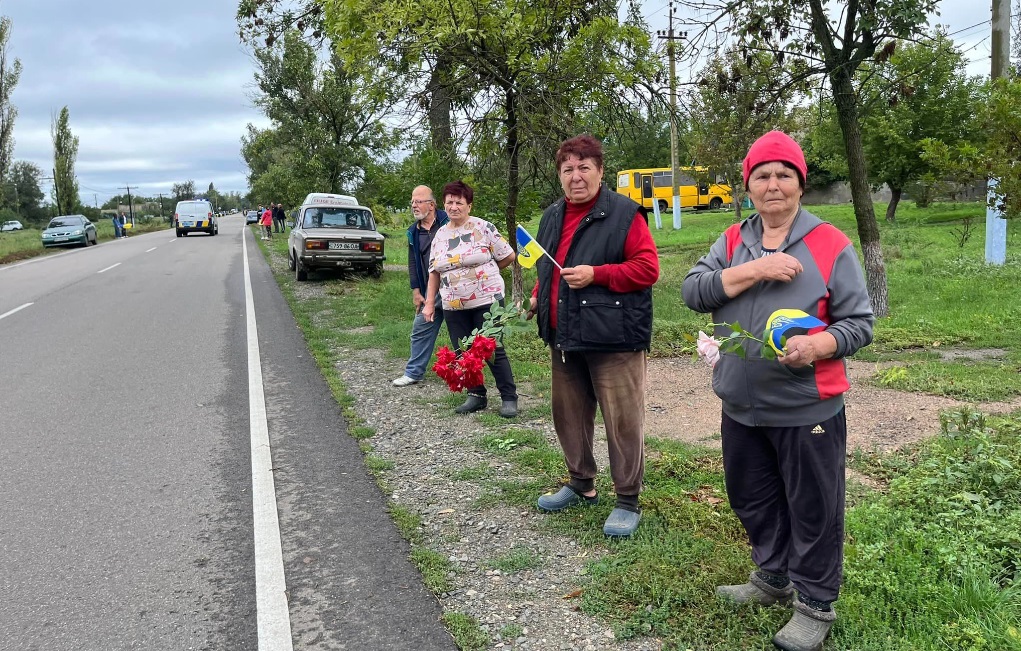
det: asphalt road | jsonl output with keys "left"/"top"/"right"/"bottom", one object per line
{"left": 0, "top": 217, "right": 456, "bottom": 650}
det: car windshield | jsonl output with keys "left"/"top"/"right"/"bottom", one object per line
{"left": 302, "top": 208, "right": 374, "bottom": 230}
{"left": 178, "top": 203, "right": 210, "bottom": 216}
{"left": 48, "top": 218, "right": 81, "bottom": 228}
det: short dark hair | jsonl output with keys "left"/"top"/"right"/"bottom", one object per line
{"left": 555, "top": 134, "right": 604, "bottom": 172}
{"left": 442, "top": 180, "right": 474, "bottom": 205}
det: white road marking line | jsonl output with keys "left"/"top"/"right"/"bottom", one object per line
{"left": 0, "top": 302, "right": 33, "bottom": 321}
{"left": 169, "top": 238, "right": 177, "bottom": 243}
{"left": 145, "top": 247, "right": 157, "bottom": 253}
{"left": 243, "top": 230, "right": 294, "bottom": 650}
{"left": 97, "top": 263, "right": 121, "bottom": 274}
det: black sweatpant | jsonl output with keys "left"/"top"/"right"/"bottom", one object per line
{"left": 443, "top": 304, "right": 517, "bottom": 401}
{"left": 720, "top": 408, "right": 846, "bottom": 603}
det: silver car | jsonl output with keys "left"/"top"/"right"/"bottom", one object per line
{"left": 287, "top": 195, "right": 385, "bottom": 281}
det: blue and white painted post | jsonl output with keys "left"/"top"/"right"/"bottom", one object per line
{"left": 651, "top": 198, "right": 662, "bottom": 229}
{"left": 672, "top": 194, "right": 682, "bottom": 229}
{"left": 985, "top": 178, "right": 1007, "bottom": 265}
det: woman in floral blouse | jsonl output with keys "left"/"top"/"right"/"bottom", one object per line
{"left": 423, "top": 180, "right": 518, "bottom": 417}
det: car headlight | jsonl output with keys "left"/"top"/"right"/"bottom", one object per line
{"left": 42, "top": 233, "right": 51, "bottom": 238}
{"left": 73, "top": 229, "right": 83, "bottom": 235}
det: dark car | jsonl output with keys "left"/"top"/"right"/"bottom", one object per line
{"left": 287, "top": 193, "right": 385, "bottom": 281}
{"left": 41, "top": 215, "right": 97, "bottom": 248}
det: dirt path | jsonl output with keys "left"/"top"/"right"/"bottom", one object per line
{"left": 645, "top": 356, "right": 1021, "bottom": 452}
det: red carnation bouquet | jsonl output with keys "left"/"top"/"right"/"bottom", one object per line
{"left": 432, "top": 302, "right": 528, "bottom": 393}
{"left": 433, "top": 335, "right": 498, "bottom": 392}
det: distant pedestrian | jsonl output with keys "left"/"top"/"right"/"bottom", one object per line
{"left": 119, "top": 213, "right": 129, "bottom": 238}
{"left": 273, "top": 203, "right": 286, "bottom": 233}
{"left": 260, "top": 206, "right": 273, "bottom": 240}
{"left": 111, "top": 213, "right": 122, "bottom": 238}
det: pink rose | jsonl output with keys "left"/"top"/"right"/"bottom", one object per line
{"left": 697, "top": 331, "right": 721, "bottom": 368}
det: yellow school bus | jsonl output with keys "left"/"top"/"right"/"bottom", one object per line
{"left": 615, "top": 167, "right": 733, "bottom": 212}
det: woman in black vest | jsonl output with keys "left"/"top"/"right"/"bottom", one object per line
{"left": 527, "top": 135, "right": 660, "bottom": 538}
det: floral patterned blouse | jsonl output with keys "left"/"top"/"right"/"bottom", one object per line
{"left": 429, "top": 216, "right": 514, "bottom": 311}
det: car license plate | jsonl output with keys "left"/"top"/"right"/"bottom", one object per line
{"left": 54, "top": 237, "right": 68, "bottom": 242}
{"left": 328, "top": 242, "right": 359, "bottom": 250}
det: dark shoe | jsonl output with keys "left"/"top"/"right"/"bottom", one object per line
{"left": 454, "top": 395, "right": 487, "bottom": 414}
{"left": 498, "top": 400, "right": 518, "bottom": 418}
{"left": 772, "top": 599, "right": 836, "bottom": 651}
{"left": 537, "top": 486, "right": 598, "bottom": 512}
{"left": 602, "top": 507, "right": 641, "bottom": 538}
{"left": 716, "top": 571, "right": 794, "bottom": 606}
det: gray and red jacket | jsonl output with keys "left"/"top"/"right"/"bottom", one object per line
{"left": 682, "top": 207, "right": 874, "bottom": 427}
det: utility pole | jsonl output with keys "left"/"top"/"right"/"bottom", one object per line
{"left": 158, "top": 192, "right": 165, "bottom": 223}
{"left": 657, "top": 3, "right": 686, "bottom": 229}
{"left": 986, "top": 0, "right": 1011, "bottom": 265}
{"left": 122, "top": 185, "right": 135, "bottom": 226}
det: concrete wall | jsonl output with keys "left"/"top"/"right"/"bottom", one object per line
{"left": 802, "top": 181, "right": 988, "bottom": 206}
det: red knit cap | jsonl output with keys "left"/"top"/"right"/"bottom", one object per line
{"left": 742, "top": 131, "right": 808, "bottom": 189}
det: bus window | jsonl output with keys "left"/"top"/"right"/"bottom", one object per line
{"left": 617, "top": 174, "right": 630, "bottom": 188}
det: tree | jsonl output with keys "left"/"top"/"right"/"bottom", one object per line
{"left": 2, "top": 160, "right": 45, "bottom": 224}
{"left": 172, "top": 180, "right": 196, "bottom": 200}
{"left": 854, "top": 35, "right": 981, "bottom": 220}
{"left": 921, "top": 76, "right": 1021, "bottom": 221}
{"left": 240, "top": 123, "right": 320, "bottom": 209}
{"left": 251, "top": 30, "right": 396, "bottom": 195}
{"left": 0, "top": 16, "right": 21, "bottom": 206}
{"left": 50, "top": 106, "right": 80, "bottom": 215}
{"left": 680, "top": 0, "right": 940, "bottom": 317}
{"left": 324, "top": 0, "right": 663, "bottom": 299}
{"left": 687, "top": 49, "right": 801, "bottom": 219}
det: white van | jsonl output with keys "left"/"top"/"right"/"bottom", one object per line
{"left": 174, "top": 199, "right": 218, "bottom": 237}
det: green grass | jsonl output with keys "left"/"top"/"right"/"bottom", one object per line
{"left": 0, "top": 219, "right": 171, "bottom": 264}
{"left": 441, "top": 612, "right": 489, "bottom": 651}
{"left": 256, "top": 200, "right": 1021, "bottom": 651}
{"left": 486, "top": 545, "right": 545, "bottom": 573}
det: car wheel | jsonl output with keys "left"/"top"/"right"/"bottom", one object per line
{"left": 657, "top": 199, "right": 668, "bottom": 213}
{"left": 287, "top": 249, "right": 296, "bottom": 271}
{"left": 370, "top": 262, "right": 383, "bottom": 279}
{"left": 176, "top": 230, "right": 183, "bottom": 237}
{"left": 709, "top": 197, "right": 723, "bottom": 210}
{"left": 295, "top": 259, "right": 308, "bottom": 281}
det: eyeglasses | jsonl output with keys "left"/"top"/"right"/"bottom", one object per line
{"left": 410, "top": 199, "right": 434, "bottom": 206}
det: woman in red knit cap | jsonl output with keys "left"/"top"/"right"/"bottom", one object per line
{"left": 682, "top": 131, "right": 875, "bottom": 651}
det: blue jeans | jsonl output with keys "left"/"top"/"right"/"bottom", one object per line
{"left": 404, "top": 295, "right": 445, "bottom": 380}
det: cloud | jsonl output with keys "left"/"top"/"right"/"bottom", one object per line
{"left": 2, "top": 0, "right": 267, "bottom": 202}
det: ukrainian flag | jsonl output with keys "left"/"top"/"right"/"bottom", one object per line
{"left": 516, "top": 225, "right": 548, "bottom": 269}
{"left": 765, "top": 309, "right": 826, "bottom": 355}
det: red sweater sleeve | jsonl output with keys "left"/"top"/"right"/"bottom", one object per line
{"left": 591, "top": 212, "right": 660, "bottom": 291}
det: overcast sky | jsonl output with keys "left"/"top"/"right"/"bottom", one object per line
{"left": 2, "top": 0, "right": 997, "bottom": 207}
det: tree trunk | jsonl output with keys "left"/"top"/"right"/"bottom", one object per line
{"left": 830, "top": 69, "right": 889, "bottom": 317}
{"left": 504, "top": 88, "right": 523, "bottom": 303}
{"left": 885, "top": 186, "right": 902, "bottom": 223}
{"left": 426, "top": 54, "right": 453, "bottom": 161}
{"left": 734, "top": 193, "right": 742, "bottom": 221}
